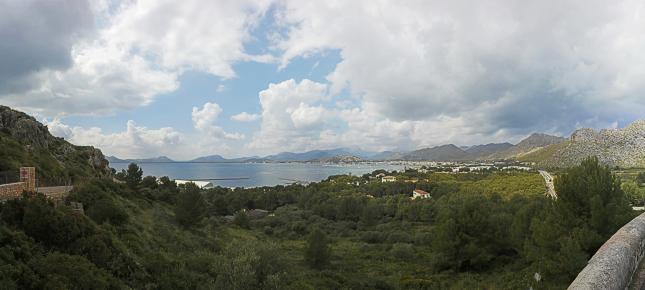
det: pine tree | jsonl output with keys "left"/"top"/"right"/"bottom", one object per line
{"left": 125, "top": 163, "right": 143, "bottom": 191}
{"left": 527, "top": 157, "right": 633, "bottom": 281}
{"left": 304, "top": 228, "right": 331, "bottom": 269}
{"left": 174, "top": 182, "right": 206, "bottom": 227}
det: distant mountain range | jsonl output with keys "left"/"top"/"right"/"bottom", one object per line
{"left": 108, "top": 120, "right": 644, "bottom": 167}
{"left": 106, "top": 156, "right": 176, "bottom": 163}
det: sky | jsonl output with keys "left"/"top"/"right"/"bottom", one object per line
{"left": 1, "top": 0, "right": 644, "bottom": 160}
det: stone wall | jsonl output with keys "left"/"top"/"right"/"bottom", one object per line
{"left": 20, "top": 167, "right": 35, "bottom": 191}
{"left": 0, "top": 167, "right": 36, "bottom": 200}
{"left": 568, "top": 212, "right": 645, "bottom": 290}
{"left": 0, "top": 182, "right": 26, "bottom": 200}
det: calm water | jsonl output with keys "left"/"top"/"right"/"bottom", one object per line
{"left": 110, "top": 162, "right": 403, "bottom": 188}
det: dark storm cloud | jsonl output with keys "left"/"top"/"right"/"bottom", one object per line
{"left": 0, "top": 0, "right": 94, "bottom": 93}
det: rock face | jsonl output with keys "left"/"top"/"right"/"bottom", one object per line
{"left": 0, "top": 106, "right": 112, "bottom": 181}
{"left": 548, "top": 120, "right": 645, "bottom": 168}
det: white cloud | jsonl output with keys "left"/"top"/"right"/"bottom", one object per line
{"left": 231, "top": 112, "right": 260, "bottom": 122}
{"left": 46, "top": 119, "right": 184, "bottom": 159}
{"left": 289, "top": 103, "right": 325, "bottom": 129}
{"left": 192, "top": 102, "right": 223, "bottom": 131}
{"left": 192, "top": 102, "right": 245, "bottom": 140}
{"left": 247, "top": 79, "right": 332, "bottom": 153}
{"left": 275, "top": 0, "right": 645, "bottom": 138}
{"left": 1, "top": 0, "right": 274, "bottom": 116}
{"left": 105, "top": 0, "right": 274, "bottom": 78}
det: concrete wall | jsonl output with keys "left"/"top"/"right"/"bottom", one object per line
{"left": 568, "top": 213, "right": 645, "bottom": 290}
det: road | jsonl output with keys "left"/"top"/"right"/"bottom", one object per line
{"left": 538, "top": 170, "right": 557, "bottom": 199}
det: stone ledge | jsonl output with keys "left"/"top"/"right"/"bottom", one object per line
{"left": 569, "top": 213, "right": 645, "bottom": 290}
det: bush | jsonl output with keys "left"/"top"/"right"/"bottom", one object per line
{"left": 387, "top": 231, "right": 413, "bottom": 244}
{"left": 87, "top": 198, "right": 128, "bottom": 225}
{"left": 390, "top": 243, "right": 414, "bottom": 260}
{"left": 360, "top": 231, "right": 384, "bottom": 244}
{"left": 233, "top": 211, "right": 250, "bottom": 229}
{"left": 174, "top": 183, "right": 206, "bottom": 227}
{"left": 304, "top": 228, "right": 331, "bottom": 269}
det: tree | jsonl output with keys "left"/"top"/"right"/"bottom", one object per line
{"left": 637, "top": 172, "right": 645, "bottom": 186}
{"left": 141, "top": 176, "right": 158, "bottom": 189}
{"left": 527, "top": 157, "right": 633, "bottom": 281}
{"left": 233, "top": 211, "right": 250, "bottom": 229}
{"left": 174, "top": 183, "right": 206, "bottom": 227}
{"left": 125, "top": 163, "right": 143, "bottom": 190}
{"left": 304, "top": 228, "right": 331, "bottom": 269}
{"left": 622, "top": 181, "right": 645, "bottom": 206}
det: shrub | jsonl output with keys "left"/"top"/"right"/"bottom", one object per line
{"left": 390, "top": 243, "right": 415, "bottom": 260}
{"left": 233, "top": 211, "right": 250, "bottom": 229}
{"left": 304, "top": 228, "right": 331, "bottom": 269}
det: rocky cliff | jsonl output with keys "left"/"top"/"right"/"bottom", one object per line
{"left": 0, "top": 106, "right": 112, "bottom": 183}
{"left": 521, "top": 120, "right": 645, "bottom": 168}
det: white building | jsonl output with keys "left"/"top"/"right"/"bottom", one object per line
{"left": 381, "top": 176, "right": 397, "bottom": 183}
{"left": 412, "top": 189, "right": 431, "bottom": 200}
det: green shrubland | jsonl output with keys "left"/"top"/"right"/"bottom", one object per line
{"left": 0, "top": 159, "right": 635, "bottom": 289}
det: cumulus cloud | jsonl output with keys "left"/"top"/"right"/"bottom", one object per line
{"left": 247, "top": 79, "right": 332, "bottom": 153}
{"left": 0, "top": 0, "right": 94, "bottom": 95}
{"left": 231, "top": 112, "right": 260, "bottom": 122}
{"left": 0, "top": 0, "right": 274, "bottom": 116}
{"left": 289, "top": 103, "right": 326, "bottom": 129}
{"left": 192, "top": 102, "right": 245, "bottom": 140}
{"left": 275, "top": 0, "right": 645, "bottom": 139}
{"left": 46, "top": 119, "right": 183, "bottom": 159}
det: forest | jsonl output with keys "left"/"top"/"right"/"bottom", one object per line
{"left": 0, "top": 157, "right": 640, "bottom": 289}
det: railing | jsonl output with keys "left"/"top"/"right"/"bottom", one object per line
{"left": 568, "top": 213, "right": 645, "bottom": 289}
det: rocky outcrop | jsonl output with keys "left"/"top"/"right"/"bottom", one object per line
{"left": 544, "top": 120, "right": 645, "bottom": 168}
{"left": 0, "top": 105, "right": 112, "bottom": 179}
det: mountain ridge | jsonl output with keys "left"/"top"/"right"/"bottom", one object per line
{"left": 521, "top": 120, "right": 645, "bottom": 168}
{"left": 0, "top": 106, "right": 112, "bottom": 183}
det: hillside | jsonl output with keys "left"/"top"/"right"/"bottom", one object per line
{"left": 521, "top": 120, "right": 645, "bottom": 168}
{"left": 402, "top": 144, "right": 469, "bottom": 161}
{"left": 490, "top": 133, "right": 566, "bottom": 160}
{"left": 265, "top": 148, "right": 376, "bottom": 162}
{"left": 314, "top": 155, "right": 364, "bottom": 163}
{"left": 0, "top": 106, "right": 111, "bottom": 184}
{"left": 465, "top": 143, "right": 514, "bottom": 159}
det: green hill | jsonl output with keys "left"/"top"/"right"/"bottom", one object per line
{"left": 0, "top": 106, "right": 111, "bottom": 184}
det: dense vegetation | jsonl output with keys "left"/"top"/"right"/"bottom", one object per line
{"left": 0, "top": 158, "right": 637, "bottom": 289}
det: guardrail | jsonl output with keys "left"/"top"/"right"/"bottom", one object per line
{"left": 568, "top": 212, "right": 645, "bottom": 289}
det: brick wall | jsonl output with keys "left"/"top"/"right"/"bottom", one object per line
{"left": 0, "top": 182, "right": 26, "bottom": 200}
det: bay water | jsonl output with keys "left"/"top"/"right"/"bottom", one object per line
{"left": 110, "top": 162, "right": 403, "bottom": 188}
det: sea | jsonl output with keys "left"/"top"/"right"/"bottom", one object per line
{"left": 110, "top": 162, "right": 404, "bottom": 188}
